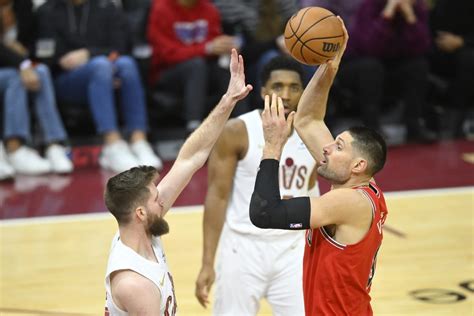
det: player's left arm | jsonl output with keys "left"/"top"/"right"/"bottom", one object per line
{"left": 250, "top": 87, "right": 370, "bottom": 230}
{"left": 250, "top": 160, "right": 371, "bottom": 230}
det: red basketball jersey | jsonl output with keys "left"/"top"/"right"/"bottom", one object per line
{"left": 303, "top": 182, "right": 388, "bottom": 315}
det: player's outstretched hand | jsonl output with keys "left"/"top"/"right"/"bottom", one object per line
{"left": 312, "top": 16, "right": 349, "bottom": 89}
{"left": 262, "top": 93, "right": 294, "bottom": 159}
{"left": 225, "top": 48, "right": 253, "bottom": 102}
{"left": 329, "top": 16, "right": 349, "bottom": 71}
{"left": 195, "top": 265, "right": 215, "bottom": 308}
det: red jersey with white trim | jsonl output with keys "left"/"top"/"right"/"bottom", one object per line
{"left": 303, "top": 182, "right": 388, "bottom": 315}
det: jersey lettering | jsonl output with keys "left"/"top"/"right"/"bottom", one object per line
{"left": 164, "top": 272, "right": 177, "bottom": 316}
{"left": 281, "top": 164, "right": 309, "bottom": 190}
{"left": 296, "top": 166, "right": 308, "bottom": 189}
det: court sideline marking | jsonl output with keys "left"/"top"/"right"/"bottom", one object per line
{"left": 1, "top": 186, "right": 472, "bottom": 227}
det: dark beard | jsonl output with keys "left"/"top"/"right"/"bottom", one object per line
{"left": 147, "top": 213, "right": 170, "bottom": 237}
{"left": 317, "top": 165, "right": 346, "bottom": 185}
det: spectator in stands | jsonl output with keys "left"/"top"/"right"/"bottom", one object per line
{"left": 213, "top": 0, "right": 299, "bottom": 103}
{"left": 301, "top": 0, "right": 385, "bottom": 134}
{"left": 0, "top": 0, "right": 72, "bottom": 180}
{"left": 429, "top": 0, "right": 474, "bottom": 138}
{"left": 147, "top": 0, "right": 237, "bottom": 133}
{"left": 350, "top": 0, "right": 436, "bottom": 142}
{"left": 303, "top": 0, "right": 435, "bottom": 143}
{"left": 36, "top": 0, "right": 162, "bottom": 174}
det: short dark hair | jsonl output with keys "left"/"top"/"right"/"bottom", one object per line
{"left": 104, "top": 166, "right": 158, "bottom": 224}
{"left": 348, "top": 126, "right": 387, "bottom": 176}
{"left": 260, "top": 55, "right": 305, "bottom": 86}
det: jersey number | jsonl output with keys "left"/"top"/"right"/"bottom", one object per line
{"left": 367, "top": 246, "right": 380, "bottom": 289}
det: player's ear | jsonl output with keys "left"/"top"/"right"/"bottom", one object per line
{"left": 135, "top": 206, "right": 146, "bottom": 221}
{"left": 352, "top": 158, "right": 368, "bottom": 175}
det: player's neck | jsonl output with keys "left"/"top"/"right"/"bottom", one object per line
{"left": 331, "top": 176, "right": 371, "bottom": 190}
{"left": 119, "top": 227, "right": 157, "bottom": 262}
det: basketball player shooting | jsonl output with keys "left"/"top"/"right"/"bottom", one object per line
{"left": 195, "top": 55, "right": 319, "bottom": 315}
{"left": 249, "top": 19, "right": 390, "bottom": 315}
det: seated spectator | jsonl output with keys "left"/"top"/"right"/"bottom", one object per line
{"left": 115, "top": 0, "right": 153, "bottom": 84}
{"left": 0, "top": 0, "right": 72, "bottom": 180}
{"left": 350, "top": 0, "right": 437, "bottom": 142}
{"left": 429, "top": 0, "right": 474, "bottom": 138}
{"left": 213, "top": 0, "right": 300, "bottom": 102}
{"left": 36, "top": 0, "right": 161, "bottom": 174}
{"left": 147, "top": 0, "right": 237, "bottom": 133}
{"left": 303, "top": 0, "right": 436, "bottom": 143}
{"left": 301, "top": 0, "right": 385, "bottom": 133}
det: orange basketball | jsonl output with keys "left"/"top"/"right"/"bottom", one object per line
{"left": 284, "top": 7, "right": 344, "bottom": 65}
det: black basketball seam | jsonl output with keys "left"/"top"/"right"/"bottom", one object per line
{"left": 297, "top": 14, "right": 336, "bottom": 40}
{"left": 292, "top": 32, "right": 339, "bottom": 62}
{"left": 306, "top": 34, "right": 344, "bottom": 40}
{"left": 289, "top": 13, "right": 338, "bottom": 60}
{"left": 298, "top": 39, "right": 332, "bottom": 62}
{"left": 289, "top": 23, "right": 301, "bottom": 53}
{"left": 287, "top": 12, "right": 341, "bottom": 63}
{"left": 304, "top": 45, "right": 332, "bottom": 58}
{"left": 285, "top": 7, "right": 312, "bottom": 40}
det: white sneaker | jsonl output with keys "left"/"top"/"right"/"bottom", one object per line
{"left": 130, "top": 140, "right": 163, "bottom": 170}
{"left": 0, "top": 144, "right": 15, "bottom": 181}
{"left": 99, "top": 140, "right": 139, "bottom": 173}
{"left": 46, "top": 144, "right": 74, "bottom": 174}
{"left": 7, "top": 146, "right": 51, "bottom": 175}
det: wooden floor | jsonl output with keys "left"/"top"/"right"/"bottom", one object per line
{"left": 1, "top": 187, "right": 473, "bottom": 316}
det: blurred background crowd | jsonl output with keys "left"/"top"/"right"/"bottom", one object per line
{"left": 0, "top": 0, "right": 473, "bottom": 180}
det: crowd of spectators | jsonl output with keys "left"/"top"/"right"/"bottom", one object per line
{"left": 1, "top": 0, "right": 473, "bottom": 181}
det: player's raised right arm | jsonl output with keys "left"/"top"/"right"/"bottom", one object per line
{"left": 294, "top": 17, "right": 348, "bottom": 163}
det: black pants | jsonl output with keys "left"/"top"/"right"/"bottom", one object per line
{"left": 155, "top": 57, "right": 229, "bottom": 122}
{"left": 430, "top": 47, "right": 474, "bottom": 110}
{"left": 337, "top": 56, "right": 430, "bottom": 133}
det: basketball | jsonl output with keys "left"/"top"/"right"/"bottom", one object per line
{"left": 284, "top": 7, "right": 344, "bottom": 65}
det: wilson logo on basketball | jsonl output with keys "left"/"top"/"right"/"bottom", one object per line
{"left": 322, "top": 42, "right": 340, "bottom": 53}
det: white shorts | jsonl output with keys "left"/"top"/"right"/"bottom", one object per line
{"left": 213, "top": 226, "right": 305, "bottom": 316}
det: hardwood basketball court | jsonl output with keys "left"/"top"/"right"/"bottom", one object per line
{"left": 1, "top": 187, "right": 472, "bottom": 315}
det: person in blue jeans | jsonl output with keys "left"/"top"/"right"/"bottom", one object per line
{"left": 0, "top": 47, "right": 73, "bottom": 180}
{"left": 36, "top": 0, "right": 161, "bottom": 173}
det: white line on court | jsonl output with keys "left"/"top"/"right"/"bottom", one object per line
{"left": 384, "top": 186, "right": 473, "bottom": 198}
{"left": 1, "top": 186, "right": 472, "bottom": 227}
{"left": 0, "top": 205, "right": 203, "bottom": 227}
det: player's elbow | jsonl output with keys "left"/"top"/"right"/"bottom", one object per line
{"left": 294, "top": 115, "right": 310, "bottom": 133}
{"left": 249, "top": 192, "right": 271, "bottom": 229}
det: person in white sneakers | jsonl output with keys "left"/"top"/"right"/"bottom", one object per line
{"left": 0, "top": 0, "right": 72, "bottom": 176}
{"left": 34, "top": 0, "right": 162, "bottom": 174}
{"left": 1, "top": 47, "right": 73, "bottom": 175}
{"left": 99, "top": 134, "right": 163, "bottom": 174}
{"left": 0, "top": 143, "right": 14, "bottom": 181}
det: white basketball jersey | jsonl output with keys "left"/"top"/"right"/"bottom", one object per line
{"left": 226, "top": 109, "right": 318, "bottom": 236}
{"left": 105, "top": 233, "right": 177, "bottom": 316}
